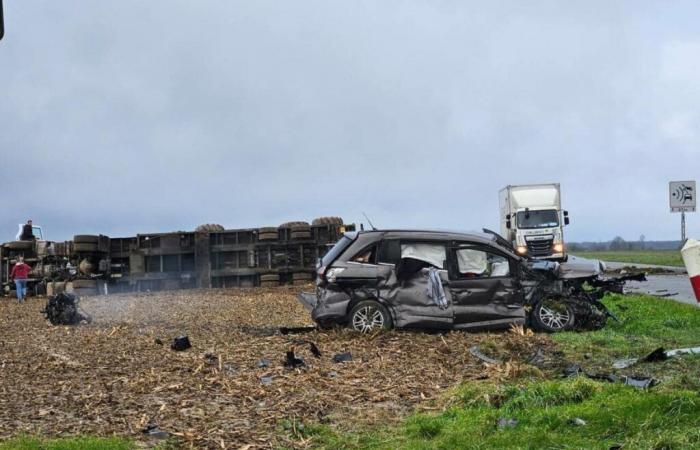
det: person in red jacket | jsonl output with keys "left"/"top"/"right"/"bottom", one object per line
{"left": 10, "top": 257, "right": 31, "bottom": 302}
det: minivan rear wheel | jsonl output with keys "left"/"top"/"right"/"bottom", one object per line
{"left": 349, "top": 301, "right": 392, "bottom": 333}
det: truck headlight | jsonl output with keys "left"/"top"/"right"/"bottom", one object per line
{"left": 553, "top": 243, "right": 564, "bottom": 253}
{"left": 516, "top": 246, "right": 528, "bottom": 255}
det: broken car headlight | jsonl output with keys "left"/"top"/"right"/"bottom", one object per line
{"left": 325, "top": 268, "right": 346, "bottom": 282}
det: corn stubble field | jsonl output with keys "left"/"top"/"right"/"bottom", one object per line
{"left": 0, "top": 288, "right": 549, "bottom": 449}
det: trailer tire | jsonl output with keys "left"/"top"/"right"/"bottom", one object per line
{"left": 73, "top": 243, "right": 99, "bottom": 252}
{"left": 312, "top": 216, "right": 343, "bottom": 226}
{"left": 258, "top": 228, "right": 279, "bottom": 241}
{"left": 5, "top": 241, "right": 33, "bottom": 251}
{"left": 531, "top": 298, "right": 575, "bottom": 333}
{"left": 73, "top": 235, "right": 99, "bottom": 244}
{"left": 291, "top": 231, "right": 312, "bottom": 240}
{"left": 279, "top": 221, "right": 309, "bottom": 228}
{"left": 72, "top": 279, "right": 97, "bottom": 289}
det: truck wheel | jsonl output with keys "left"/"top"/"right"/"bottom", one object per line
{"left": 312, "top": 216, "right": 343, "bottom": 226}
{"left": 73, "top": 243, "right": 98, "bottom": 252}
{"left": 279, "top": 221, "right": 309, "bottom": 228}
{"left": 349, "top": 301, "right": 392, "bottom": 333}
{"left": 258, "top": 228, "right": 279, "bottom": 241}
{"left": 5, "top": 241, "right": 33, "bottom": 251}
{"left": 531, "top": 298, "right": 575, "bottom": 333}
{"left": 73, "top": 235, "right": 99, "bottom": 244}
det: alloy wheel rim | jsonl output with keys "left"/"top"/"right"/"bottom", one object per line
{"left": 352, "top": 306, "right": 384, "bottom": 332}
{"left": 539, "top": 303, "right": 570, "bottom": 330}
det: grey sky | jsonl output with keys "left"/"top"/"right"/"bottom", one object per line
{"left": 1, "top": 1, "right": 699, "bottom": 242}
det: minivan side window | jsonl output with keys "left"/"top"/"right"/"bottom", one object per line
{"left": 454, "top": 247, "right": 510, "bottom": 278}
{"left": 350, "top": 244, "right": 378, "bottom": 264}
{"left": 400, "top": 242, "right": 447, "bottom": 269}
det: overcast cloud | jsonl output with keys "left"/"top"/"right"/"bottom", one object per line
{"left": 1, "top": 1, "right": 699, "bottom": 242}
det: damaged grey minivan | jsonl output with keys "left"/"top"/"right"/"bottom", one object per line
{"left": 299, "top": 230, "right": 641, "bottom": 333}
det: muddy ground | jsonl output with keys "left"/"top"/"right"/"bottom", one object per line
{"left": 0, "top": 287, "right": 552, "bottom": 448}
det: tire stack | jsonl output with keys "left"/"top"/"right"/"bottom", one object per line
{"left": 257, "top": 227, "right": 279, "bottom": 241}
{"left": 260, "top": 273, "right": 280, "bottom": 288}
{"left": 292, "top": 272, "right": 313, "bottom": 285}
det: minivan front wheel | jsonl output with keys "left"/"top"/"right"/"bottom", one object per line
{"left": 349, "top": 301, "right": 392, "bottom": 333}
{"left": 531, "top": 298, "right": 575, "bottom": 332}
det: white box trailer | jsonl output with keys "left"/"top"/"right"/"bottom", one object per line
{"left": 499, "top": 183, "right": 569, "bottom": 260}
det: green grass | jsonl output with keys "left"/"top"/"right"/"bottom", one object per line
{"left": 572, "top": 250, "right": 683, "bottom": 267}
{"left": 0, "top": 436, "right": 134, "bottom": 450}
{"left": 306, "top": 294, "right": 700, "bottom": 449}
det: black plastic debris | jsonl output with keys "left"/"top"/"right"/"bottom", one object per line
{"left": 142, "top": 424, "right": 169, "bottom": 440}
{"left": 526, "top": 348, "right": 546, "bottom": 366}
{"left": 203, "top": 352, "right": 217, "bottom": 365}
{"left": 284, "top": 350, "right": 305, "bottom": 368}
{"left": 279, "top": 326, "right": 317, "bottom": 335}
{"left": 563, "top": 364, "right": 657, "bottom": 389}
{"left": 333, "top": 352, "right": 353, "bottom": 363}
{"left": 171, "top": 335, "right": 191, "bottom": 351}
{"left": 154, "top": 337, "right": 163, "bottom": 345}
{"left": 42, "top": 292, "right": 90, "bottom": 325}
{"left": 644, "top": 347, "right": 668, "bottom": 362}
{"left": 469, "top": 346, "right": 501, "bottom": 365}
{"left": 497, "top": 418, "right": 518, "bottom": 429}
{"left": 257, "top": 358, "right": 270, "bottom": 368}
{"left": 309, "top": 342, "right": 322, "bottom": 358}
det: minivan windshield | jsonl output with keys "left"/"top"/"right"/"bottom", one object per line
{"left": 516, "top": 209, "right": 559, "bottom": 229}
{"left": 321, "top": 234, "right": 354, "bottom": 266}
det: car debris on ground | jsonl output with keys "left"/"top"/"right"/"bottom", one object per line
{"left": 0, "top": 287, "right": 551, "bottom": 448}
{"left": 613, "top": 345, "right": 700, "bottom": 369}
{"left": 42, "top": 292, "right": 90, "bottom": 325}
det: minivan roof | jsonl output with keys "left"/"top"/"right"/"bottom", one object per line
{"left": 351, "top": 229, "right": 494, "bottom": 243}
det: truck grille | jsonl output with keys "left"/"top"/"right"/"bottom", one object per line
{"left": 526, "top": 238, "right": 553, "bottom": 257}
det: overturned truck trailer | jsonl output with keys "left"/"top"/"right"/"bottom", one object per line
{"left": 0, "top": 218, "right": 353, "bottom": 296}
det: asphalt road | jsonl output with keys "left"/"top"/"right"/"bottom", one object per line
{"left": 602, "top": 261, "right": 698, "bottom": 306}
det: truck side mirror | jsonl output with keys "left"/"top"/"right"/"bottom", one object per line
{"left": 563, "top": 210, "right": 569, "bottom": 225}
{"left": 506, "top": 220, "right": 511, "bottom": 229}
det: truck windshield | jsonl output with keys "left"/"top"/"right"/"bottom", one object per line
{"left": 516, "top": 210, "right": 559, "bottom": 229}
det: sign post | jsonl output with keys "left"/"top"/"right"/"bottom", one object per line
{"left": 669, "top": 180, "right": 696, "bottom": 242}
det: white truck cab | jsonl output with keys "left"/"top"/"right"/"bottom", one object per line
{"left": 499, "top": 184, "right": 570, "bottom": 260}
